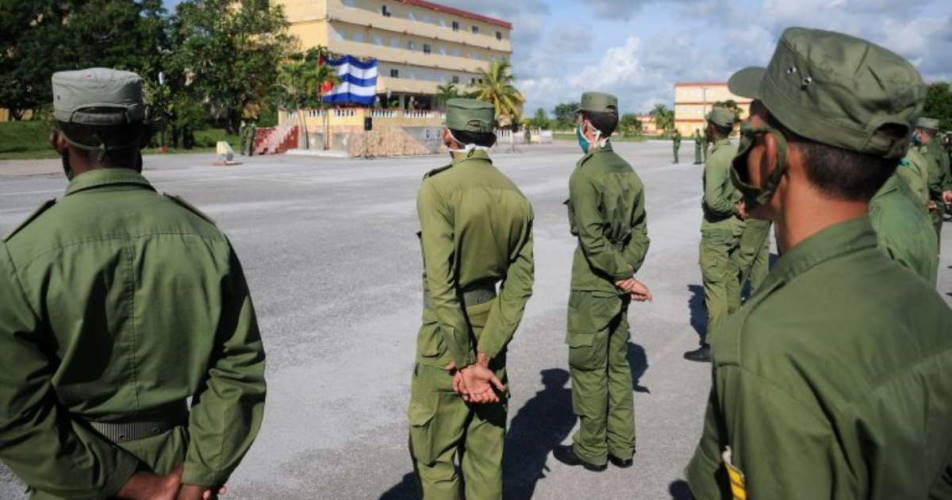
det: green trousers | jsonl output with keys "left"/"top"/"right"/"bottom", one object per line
{"left": 565, "top": 292, "right": 635, "bottom": 465}
{"left": 931, "top": 207, "right": 943, "bottom": 252}
{"left": 673, "top": 144, "right": 680, "bottom": 163}
{"left": 408, "top": 362, "right": 507, "bottom": 500}
{"left": 700, "top": 226, "right": 742, "bottom": 343}
{"left": 735, "top": 218, "right": 771, "bottom": 294}
{"left": 694, "top": 143, "right": 702, "bottom": 164}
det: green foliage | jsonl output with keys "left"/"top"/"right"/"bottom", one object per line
{"left": 0, "top": 120, "right": 53, "bottom": 155}
{"left": 650, "top": 104, "right": 675, "bottom": 133}
{"left": 618, "top": 114, "right": 643, "bottom": 137}
{"left": 275, "top": 47, "right": 338, "bottom": 111}
{"left": 526, "top": 108, "right": 550, "bottom": 129}
{"left": 435, "top": 83, "right": 461, "bottom": 111}
{"left": 553, "top": 102, "right": 580, "bottom": 130}
{"left": 924, "top": 82, "right": 952, "bottom": 131}
{"left": 470, "top": 60, "right": 524, "bottom": 127}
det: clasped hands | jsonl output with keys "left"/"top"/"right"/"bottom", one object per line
{"left": 446, "top": 353, "right": 506, "bottom": 404}
{"left": 115, "top": 464, "right": 226, "bottom": 500}
{"left": 615, "top": 277, "right": 653, "bottom": 302}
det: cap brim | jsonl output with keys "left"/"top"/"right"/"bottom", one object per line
{"left": 728, "top": 67, "right": 765, "bottom": 99}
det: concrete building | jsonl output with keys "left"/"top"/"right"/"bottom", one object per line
{"left": 674, "top": 82, "right": 751, "bottom": 136}
{"left": 274, "top": 0, "right": 513, "bottom": 110}
{"left": 635, "top": 113, "right": 660, "bottom": 136}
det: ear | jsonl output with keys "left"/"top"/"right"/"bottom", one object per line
{"left": 49, "top": 130, "right": 69, "bottom": 155}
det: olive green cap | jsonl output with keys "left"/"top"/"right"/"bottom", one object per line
{"left": 728, "top": 27, "right": 925, "bottom": 159}
{"left": 916, "top": 117, "right": 939, "bottom": 131}
{"left": 577, "top": 92, "right": 618, "bottom": 114}
{"left": 52, "top": 68, "right": 147, "bottom": 125}
{"left": 706, "top": 107, "right": 737, "bottom": 128}
{"left": 445, "top": 98, "right": 495, "bottom": 133}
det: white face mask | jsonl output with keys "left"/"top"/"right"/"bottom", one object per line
{"left": 447, "top": 129, "right": 491, "bottom": 154}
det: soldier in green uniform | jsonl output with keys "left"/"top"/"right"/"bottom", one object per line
{"left": 870, "top": 172, "right": 938, "bottom": 285}
{"left": 239, "top": 120, "right": 249, "bottom": 156}
{"left": 0, "top": 69, "right": 266, "bottom": 499}
{"left": 694, "top": 129, "right": 704, "bottom": 164}
{"left": 918, "top": 118, "right": 952, "bottom": 243}
{"left": 734, "top": 218, "right": 771, "bottom": 294}
{"left": 408, "top": 98, "right": 534, "bottom": 500}
{"left": 687, "top": 28, "right": 952, "bottom": 499}
{"left": 896, "top": 121, "right": 933, "bottom": 210}
{"left": 672, "top": 129, "right": 682, "bottom": 163}
{"left": 684, "top": 107, "right": 741, "bottom": 363}
{"left": 553, "top": 91, "right": 651, "bottom": 472}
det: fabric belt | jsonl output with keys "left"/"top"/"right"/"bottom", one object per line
{"left": 423, "top": 282, "right": 497, "bottom": 309}
{"left": 87, "top": 401, "right": 188, "bottom": 443}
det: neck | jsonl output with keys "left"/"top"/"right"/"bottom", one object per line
{"left": 774, "top": 184, "right": 867, "bottom": 252}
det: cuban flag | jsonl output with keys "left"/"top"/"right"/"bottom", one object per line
{"left": 322, "top": 55, "right": 378, "bottom": 106}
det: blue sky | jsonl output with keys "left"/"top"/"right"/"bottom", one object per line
{"left": 164, "top": 0, "right": 951, "bottom": 115}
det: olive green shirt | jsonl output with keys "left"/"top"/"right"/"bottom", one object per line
{"left": 566, "top": 141, "right": 650, "bottom": 293}
{"left": 897, "top": 145, "right": 933, "bottom": 208}
{"left": 701, "top": 139, "right": 741, "bottom": 230}
{"left": 927, "top": 139, "right": 952, "bottom": 199}
{"left": 0, "top": 169, "right": 266, "bottom": 497}
{"left": 416, "top": 150, "right": 534, "bottom": 369}
{"left": 869, "top": 173, "right": 938, "bottom": 285}
{"left": 686, "top": 217, "right": 952, "bottom": 500}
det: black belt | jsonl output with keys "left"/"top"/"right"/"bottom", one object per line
{"left": 423, "top": 282, "right": 497, "bottom": 309}
{"left": 87, "top": 401, "right": 188, "bottom": 443}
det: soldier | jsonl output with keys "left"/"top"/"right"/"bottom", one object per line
{"left": 734, "top": 218, "right": 771, "bottom": 294}
{"left": 694, "top": 129, "right": 704, "bottom": 164}
{"left": 686, "top": 28, "right": 952, "bottom": 499}
{"left": 672, "top": 129, "right": 682, "bottom": 163}
{"left": 920, "top": 118, "right": 952, "bottom": 243}
{"left": 0, "top": 68, "right": 266, "bottom": 499}
{"left": 245, "top": 120, "right": 257, "bottom": 157}
{"left": 238, "top": 120, "right": 248, "bottom": 156}
{"left": 870, "top": 171, "right": 938, "bottom": 284}
{"left": 408, "top": 98, "right": 534, "bottom": 499}
{"left": 896, "top": 118, "right": 934, "bottom": 211}
{"left": 684, "top": 107, "right": 741, "bottom": 364}
{"left": 553, "top": 92, "right": 651, "bottom": 472}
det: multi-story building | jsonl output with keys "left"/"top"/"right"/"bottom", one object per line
{"left": 273, "top": 0, "right": 513, "bottom": 110}
{"left": 674, "top": 82, "right": 751, "bottom": 136}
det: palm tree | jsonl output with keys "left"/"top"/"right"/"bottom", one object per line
{"left": 276, "top": 47, "right": 338, "bottom": 150}
{"left": 470, "top": 60, "right": 525, "bottom": 151}
{"left": 650, "top": 104, "right": 675, "bottom": 135}
{"left": 435, "top": 83, "right": 460, "bottom": 111}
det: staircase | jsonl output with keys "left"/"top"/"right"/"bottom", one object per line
{"left": 252, "top": 126, "right": 299, "bottom": 155}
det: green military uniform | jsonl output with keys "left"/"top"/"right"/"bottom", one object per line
{"left": 672, "top": 129, "right": 681, "bottom": 163}
{"left": 408, "top": 98, "right": 534, "bottom": 500}
{"left": 564, "top": 92, "right": 649, "bottom": 467}
{"left": 0, "top": 69, "right": 266, "bottom": 499}
{"left": 869, "top": 172, "right": 939, "bottom": 285}
{"left": 698, "top": 108, "right": 743, "bottom": 350}
{"left": 923, "top": 119, "right": 951, "bottom": 243}
{"left": 733, "top": 218, "right": 771, "bottom": 294}
{"left": 897, "top": 143, "right": 931, "bottom": 209}
{"left": 688, "top": 28, "right": 952, "bottom": 499}
{"left": 694, "top": 130, "right": 704, "bottom": 164}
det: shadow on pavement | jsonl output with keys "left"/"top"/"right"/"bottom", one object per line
{"left": 503, "top": 368, "right": 575, "bottom": 499}
{"left": 628, "top": 342, "right": 650, "bottom": 393}
{"left": 688, "top": 284, "right": 707, "bottom": 343}
{"left": 668, "top": 479, "right": 694, "bottom": 499}
{"left": 378, "top": 472, "right": 417, "bottom": 500}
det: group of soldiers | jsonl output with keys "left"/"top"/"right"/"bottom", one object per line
{"left": 0, "top": 26, "right": 951, "bottom": 500}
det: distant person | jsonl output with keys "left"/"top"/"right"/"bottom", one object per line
{"left": 408, "top": 98, "right": 534, "bottom": 499}
{"left": 687, "top": 28, "right": 952, "bottom": 499}
{"left": 918, "top": 118, "right": 952, "bottom": 243}
{"left": 672, "top": 128, "right": 681, "bottom": 163}
{"left": 0, "top": 68, "right": 266, "bottom": 499}
{"left": 693, "top": 129, "right": 704, "bottom": 164}
{"left": 685, "top": 107, "right": 741, "bottom": 363}
{"left": 869, "top": 171, "right": 938, "bottom": 284}
{"left": 554, "top": 91, "right": 651, "bottom": 472}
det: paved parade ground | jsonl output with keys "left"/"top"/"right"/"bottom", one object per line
{"left": 2, "top": 141, "right": 951, "bottom": 499}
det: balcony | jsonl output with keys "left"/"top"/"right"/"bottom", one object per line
{"left": 328, "top": 39, "right": 490, "bottom": 74}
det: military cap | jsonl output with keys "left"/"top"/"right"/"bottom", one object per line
{"left": 706, "top": 107, "right": 736, "bottom": 128}
{"left": 577, "top": 92, "right": 618, "bottom": 114}
{"left": 728, "top": 27, "right": 925, "bottom": 159}
{"left": 52, "top": 68, "right": 146, "bottom": 126}
{"left": 445, "top": 98, "right": 495, "bottom": 133}
{"left": 916, "top": 117, "right": 939, "bottom": 131}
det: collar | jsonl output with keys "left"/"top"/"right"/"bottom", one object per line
{"left": 65, "top": 168, "right": 155, "bottom": 197}
{"left": 871, "top": 173, "right": 900, "bottom": 202}
{"left": 451, "top": 148, "right": 492, "bottom": 166}
{"left": 710, "top": 138, "right": 732, "bottom": 152}
{"left": 760, "top": 216, "right": 876, "bottom": 291}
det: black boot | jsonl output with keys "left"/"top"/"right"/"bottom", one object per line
{"left": 608, "top": 454, "right": 634, "bottom": 468}
{"left": 684, "top": 344, "right": 711, "bottom": 362}
{"left": 553, "top": 445, "right": 607, "bottom": 472}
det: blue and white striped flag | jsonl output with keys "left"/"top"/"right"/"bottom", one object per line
{"left": 322, "top": 55, "right": 378, "bottom": 106}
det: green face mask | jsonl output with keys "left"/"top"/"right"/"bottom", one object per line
{"left": 730, "top": 122, "right": 789, "bottom": 211}
{"left": 576, "top": 125, "right": 590, "bottom": 153}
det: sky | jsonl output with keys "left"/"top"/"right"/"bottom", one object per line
{"left": 164, "top": 0, "right": 952, "bottom": 116}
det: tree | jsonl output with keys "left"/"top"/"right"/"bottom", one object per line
{"left": 167, "top": 0, "right": 292, "bottom": 134}
{"left": 713, "top": 99, "right": 744, "bottom": 121}
{"left": 925, "top": 82, "right": 952, "bottom": 131}
{"left": 650, "top": 104, "right": 675, "bottom": 134}
{"left": 619, "top": 114, "right": 643, "bottom": 137}
{"left": 0, "top": 0, "right": 167, "bottom": 119}
{"left": 274, "top": 47, "right": 338, "bottom": 150}
{"left": 553, "top": 102, "right": 580, "bottom": 130}
{"left": 435, "top": 83, "right": 460, "bottom": 111}
{"left": 526, "top": 108, "right": 550, "bottom": 129}
{"left": 470, "top": 60, "right": 524, "bottom": 129}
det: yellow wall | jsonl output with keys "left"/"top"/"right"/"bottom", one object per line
{"left": 674, "top": 82, "right": 751, "bottom": 136}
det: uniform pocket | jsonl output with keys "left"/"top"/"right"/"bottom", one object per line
{"left": 417, "top": 315, "right": 445, "bottom": 358}
{"left": 407, "top": 397, "right": 439, "bottom": 465}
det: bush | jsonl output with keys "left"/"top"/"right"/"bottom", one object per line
{"left": 0, "top": 120, "right": 53, "bottom": 154}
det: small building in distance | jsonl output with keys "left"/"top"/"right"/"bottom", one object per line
{"left": 674, "top": 82, "right": 751, "bottom": 136}
{"left": 635, "top": 113, "right": 660, "bottom": 136}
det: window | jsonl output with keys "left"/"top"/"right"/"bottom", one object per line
{"left": 390, "top": 38, "right": 400, "bottom": 48}
{"left": 423, "top": 43, "right": 431, "bottom": 54}
{"left": 452, "top": 21, "right": 459, "bottom": 31}
{"left": 342, "top": 0, "right": 354, "bottom": 6}
{"left": 381, "top": 5, "right": 391, "bottom": 17}
{"left": 438, "top": 18, "right": 446, "bottom": 27}
{"left": 452, "top": 48, "right": 461, "bottom": 57}
{"left": 407, "top": 41, "right": 416, "bottom": 50}
{"left": 408, "top": 11, "right": 416, "bottom": 21}
{"left": 352, "top": 31, "right": 364, "bottom": 43}
{"left": 496, "top": 31, "right": 502, "bottom": 40}
{"left": 390, "top": 69, "right": 399, "bottom": 78}
{"left": 438, "top": 46, "right": 447, "bottom": 55}
{"left": 373, "top": 35, "right": 383, "bottom": 45}
{"left": 422, "top": 14, "right": 431, "bottom": 23}
{"left": 472, "top": 25, "right": 479, "bottom": 34}
{"left": 451, "top": 76, "right": 460, "bottom": 84}
{"left": 335, "top": 30, "right": 345, "bottom": 41}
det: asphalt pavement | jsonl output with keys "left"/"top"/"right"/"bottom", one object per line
{"left": 1, "top": 141, "right": 951, "bottom": 499}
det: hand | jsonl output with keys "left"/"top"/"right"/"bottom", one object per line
{"left": 177, "top": 484, "right": 227, "bottom": 500}
{"left": 458, "top": 364, "right": 505, "bottom": 404}
{"left": 928, "top": 201, "right": 938, "bottom": 212}
{"left": 735, "top": 201, "right": 747, "bottom": 220}
{"left": 942, "top": 190, "right": 952, "bottom": 205}
{"left": 115, "top": 464, "right": 183, "bottom": 500}
{"left": 615, "top": 278, "right": 653, "bottom": 302}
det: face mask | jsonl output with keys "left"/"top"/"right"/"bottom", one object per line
{"left": 576, "top": 125, "right": 590, "bottom": 153}
{"left": 447, "top": 129, "right": 491, "bottom": 156}
{"left": 61, "top": 153, "right": 74, "bottom": 180}
{"left": 729, "top": 122, "right": 789, "bottom": 211}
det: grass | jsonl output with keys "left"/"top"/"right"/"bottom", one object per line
{"left": 0, "top": 120, "right": 242, "bottom": 160}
